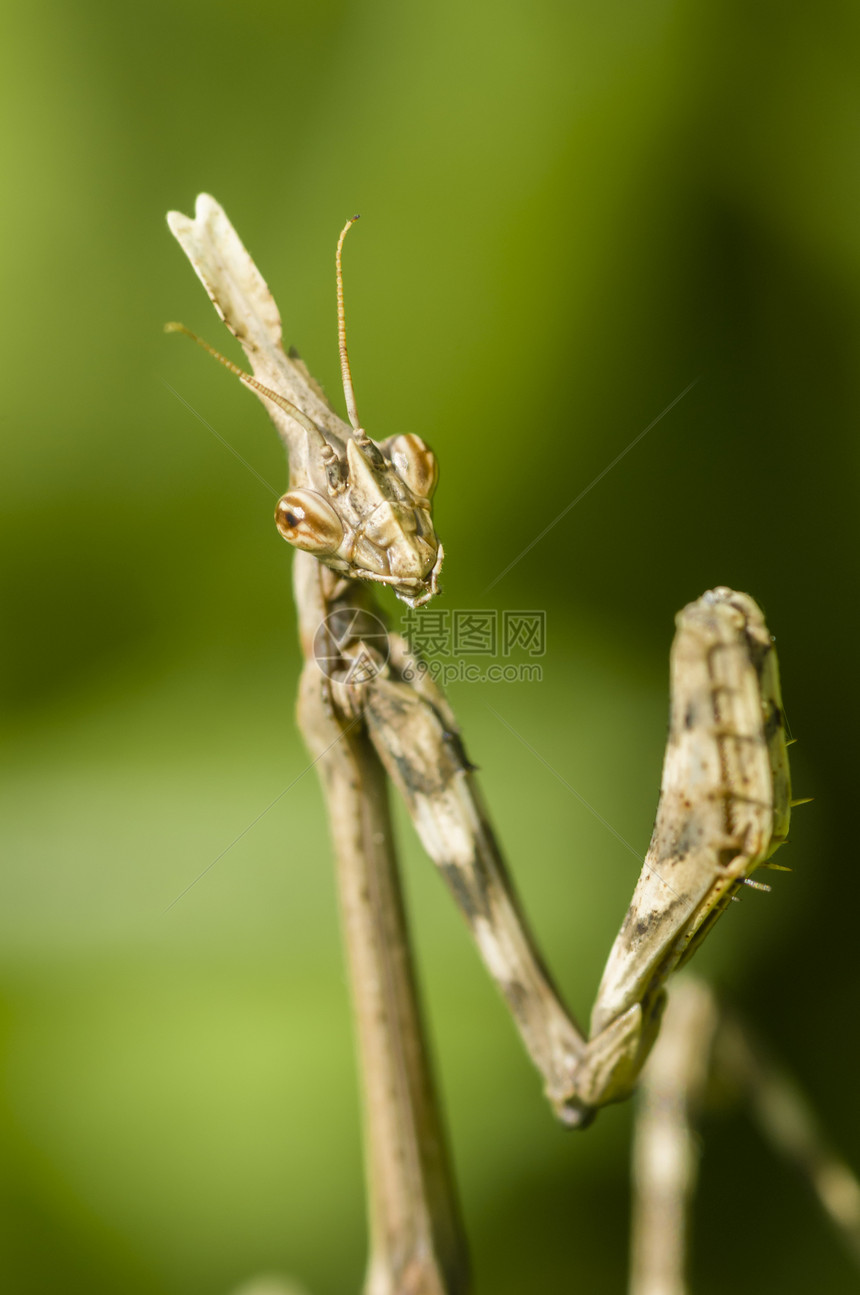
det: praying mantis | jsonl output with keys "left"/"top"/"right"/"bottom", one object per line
{"left": 165, "top": 196, "right": 852, "bottom": 1294}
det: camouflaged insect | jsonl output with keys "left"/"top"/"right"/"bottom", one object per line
{"left": 166, "top": 202, "right": 794, "bottom": 1125}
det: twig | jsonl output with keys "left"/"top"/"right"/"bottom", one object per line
{"left": 629, "top": 978, "right": 720, "bottom": 1295}
{"left": 714, "top": 1007, "right": 860, "bottom": 1269}
{"left": 294, "top": 556, "right": 468, "bottom": 1295}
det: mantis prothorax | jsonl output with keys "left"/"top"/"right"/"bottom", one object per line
{"left": 167, "top": 195, "right": 796, "bottom": 1293}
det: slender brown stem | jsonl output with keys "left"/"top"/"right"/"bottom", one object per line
{"left": 629, "top": 979, "right": 720, "bottom": 1295}
{"left": 714, "top": 1008, "right": 860, "bottom": 1270}
{"left": 294, "top": 554, "right": 468, "bottom": 1295}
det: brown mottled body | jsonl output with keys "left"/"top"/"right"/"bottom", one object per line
{"left": 168, "top": 195, "right": 591, "bottom": 1125}
{"left": 168, "top": 197, "right": 797, "bottom": 1291}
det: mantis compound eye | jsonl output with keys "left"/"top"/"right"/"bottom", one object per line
{"left": 275, "top": 490, "right": 344, "bottom": 555}
{"left": 383, "top": 434, "right": 439, "bottom": 500}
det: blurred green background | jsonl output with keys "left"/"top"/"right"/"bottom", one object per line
{"left": 3, "top": 1, "right": 859, "bottom": 1291}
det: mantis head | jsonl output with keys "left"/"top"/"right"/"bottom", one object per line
{"left": 167, "top": 216, "right": 443, "bottom": 608}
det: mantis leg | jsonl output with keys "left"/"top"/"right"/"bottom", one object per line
{"left": 362, "top": 634, "right": 590, "bottom": 1126}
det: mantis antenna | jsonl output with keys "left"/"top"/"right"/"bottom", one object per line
{"left": 164, "top": 321, "right": 327, "bottom": 444}
{"left": 336, "top": 214, "right": 364, "bottom": 439}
